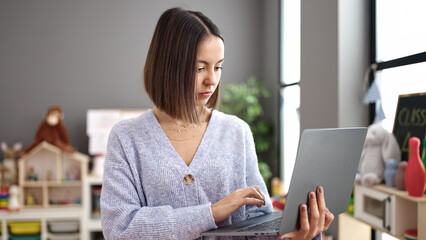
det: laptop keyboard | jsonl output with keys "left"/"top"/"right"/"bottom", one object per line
{"left": 236, "top": 218, "right": 281, "bottom": 232}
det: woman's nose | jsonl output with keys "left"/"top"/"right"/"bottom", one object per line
{"left": 204, "top": 69, "right": 218, "bottom": 85}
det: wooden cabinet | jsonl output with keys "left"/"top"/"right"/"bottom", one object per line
{"left": 353, "top": 184, "right": 426, "bottom": 240}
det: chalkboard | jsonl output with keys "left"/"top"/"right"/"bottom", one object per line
{"left": 392, "top": 92, "right": 426, "bottom": 160}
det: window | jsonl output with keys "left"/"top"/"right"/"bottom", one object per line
{"left": 280, "top": 0, "right": 300, "bottom": 193}
{"left": 371, "top": 0, "right": 426, "bottom": 239}
{"left": 372, "top": 0, "right": 426, "bottom": 132}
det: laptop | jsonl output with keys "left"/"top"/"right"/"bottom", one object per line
{"left": 201, "top": 127, "right": 367, "bottom": 237}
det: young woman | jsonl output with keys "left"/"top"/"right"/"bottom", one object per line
{"left": 100, "top": 7, "right": 333, "bottom": 240}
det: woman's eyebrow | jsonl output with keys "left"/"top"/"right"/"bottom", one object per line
{"left": 197, "top": 59, "right": 224, "bottom": 64}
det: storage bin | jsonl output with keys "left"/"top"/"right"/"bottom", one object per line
{"left": 8, "top": 234, "right": 41, "bottom": 240}
{"left": 47, "top": 233, "right": 79, "bottom": 240}
{"left": 7, "top": 221, "right": 41, "bottom": 235}
{"left": 48, "top": 221, "right": 79, "bottom": 233}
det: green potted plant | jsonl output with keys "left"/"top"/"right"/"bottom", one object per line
{"left": 220, "top": 76, "right": 274, "bottom": 184}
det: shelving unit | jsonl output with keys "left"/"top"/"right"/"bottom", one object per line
{"left": 0, "top": 141, "right": 93, "bottom": 239}
{"left": 353, "top": 184, "right": 426, "bottom": 240}
{"left": 0, "top": 208, "right": 82, "bottom": 240}
{"left": 18, "top": 142, "right": 88, "bottom": 208}
{"left": 82, "top": 175, "right": 103, "bottom": 240}
{"left": 0, "top": 175, "right": 103, "bottom": 240}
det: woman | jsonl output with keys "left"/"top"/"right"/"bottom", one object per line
{"left": 100, "top": 7, "right": 333, "bottom": 240}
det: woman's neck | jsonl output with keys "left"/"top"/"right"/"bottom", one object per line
{"left": 152, "top": 106, "right": 210, "bottom": 126}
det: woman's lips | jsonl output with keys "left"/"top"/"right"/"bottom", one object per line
{"left": 199, "top": 92, "right": 212, "bottom": 98}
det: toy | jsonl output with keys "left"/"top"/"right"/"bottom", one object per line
{"left": 271, "top": 177, "right": 286, "bottom": 210}
{"left": 0, "top": 186, "right": 9, "bottom": 210}
{"left": 405, "top": 137, "right": 425, "bottom": 197}
{"left": 356, "top": 123, "right": 401, "bottom": 186}
{"left": 65, "top": 167, "right": 80, "bottom": 181}
{"left": 26, "top": 194, "right": 35, "bottom": 206}
{"left": 46, "top": 170, "right": 53, "bottom": 181}
{"left": 0, "top": 165, "right": 8, "bottom": 187}
{"left": 8, "top": 185, "right": 20, "bottom": 211}
{"left": 404, "top": 229, "right": 418, "bottom": 240}
{"left": 271, "top": 177, "right": 284, "bottom": 197}
{"left": 384, "top": 159, "right": 398, "bottom": 187}
{"left": 24, "top": 105, "right": 75, "bottom": 154}
{"left": 423, "top": 138, "right": 426, "bottom": 194}
{"left": 27, "top": 167, "right": 38, "bottom": 181}
{"left": 1, "top": 142, "right": 23, "bottom": 186}
{"left": 395, "top": 161, "right": 407, "bottom": 190}
{"left": 346, "top": 194, "right": 354, "bottom": 215}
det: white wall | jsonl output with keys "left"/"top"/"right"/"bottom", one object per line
{"left": 338, "top": 0, "right": 370, "bottom": 128}
{"left": 300, "top": 0, "right": 369, "bottom": 238}
{"left": 300, "top": 0, "right": 369, "bottom": 131}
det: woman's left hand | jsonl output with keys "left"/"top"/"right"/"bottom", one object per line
{"left": 278, "top": 186, "right": 334, "bottom": 240}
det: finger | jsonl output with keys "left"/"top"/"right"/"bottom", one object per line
{"left": 279, "top": 230, "right": 297, "bottom": 239}
{"left": 280, "top": 229, "right": 297, "bottom": 238}
{"left": 299, "top": 204, "right": 310, "bottom": 237}
{"left": 308, "top": 192, "right": 319, "bottom": 237}
{"left": 280, "top": 204, "right": 310, "bottom": 239}
{"left": 316, "top": 186, "right": 326, "bottom": 231}
{"left": 253, "top": 185, "right": 265, "bottom": 200}
{"left": 252, "top": 186, "right": 265, "bottom": 200}
{"left": 244, "top": 186, "right": 264, "bottom": 201}
{"left": 323, "top": 208, "right": 335, "bottom": 231}
{"left": 242, "top": 197, "right": 265, "bottom": 207}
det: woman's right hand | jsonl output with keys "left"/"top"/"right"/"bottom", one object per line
{"left": 211, "top": 186, "right": 266, "bottom": 223}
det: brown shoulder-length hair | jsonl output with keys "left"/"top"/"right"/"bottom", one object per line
{"left": 144, "top": 7, "right": 223, "bottom": 123}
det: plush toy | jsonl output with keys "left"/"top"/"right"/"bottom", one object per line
{"left": 8, "top": 184, "right": 20, "bottom": 211}
{"left": 24, "top": 105, "right": 75, "bottom": 154}
{"left": 356, "top": 123, "right": 401, "bottom": 186}
{"left": 1, "top": 142, "right": 23, "bottom": 186}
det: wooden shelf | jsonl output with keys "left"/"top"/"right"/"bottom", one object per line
{"left": 81, "top": 175, "right": 103, "bottom": 240}
{"left": 22, "top": 181, "right": 44, "bottom": 187}
{"left": 47, "top": 181, "right": 82, "bottom": 187}
{"left": 372, "top": 184, "right": 426, "bottom": 203}
{"left": 353, "top": 184, "right": 426, "bottom": 240}
{"left": 1, "top": 142, "right": 90, "bottom": 240}
{"left": 22, "top": 181, "right": 82, "bottom": 187}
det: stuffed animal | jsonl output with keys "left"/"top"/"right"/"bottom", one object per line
{"left": 1, "top": 142, "right": 23, "bottom": 186}
{"left": 356, "top": 123, "right": 401, "bottom": 186}
{"left": 24, "top": 105, "right": 75, "bottom": 154}
{"left": 8, "top": 184, "right": 20, "bottom": 211}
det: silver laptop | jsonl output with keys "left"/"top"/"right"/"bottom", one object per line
{"left": 201, "top": 127, "right": 367, "bottom": 237}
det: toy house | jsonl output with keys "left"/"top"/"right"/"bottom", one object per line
{"left": 18, "top": 141, "right": 88, "bottom": 208}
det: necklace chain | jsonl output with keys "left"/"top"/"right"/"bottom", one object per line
{"left": 153, "top": 108, "right": 208, "bottom": 141}
{"left": 165, "top": 129, "right": 201, "bottom": 141}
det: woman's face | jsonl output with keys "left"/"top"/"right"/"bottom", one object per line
{"left": 195, "top": 35, "right": 224, "bottom": 107}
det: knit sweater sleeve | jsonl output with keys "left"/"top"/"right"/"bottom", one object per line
{"left": 240, "top": 121, "right": 273, "bottom": 218}
{"left": 100, "top": 127, "right": 216, "bottom": 240}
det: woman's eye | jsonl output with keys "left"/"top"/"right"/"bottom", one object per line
{"left": 197, "top": 67, "right": 204, "bottom": 72}
{"left": 215, "top": 66, "right": 223, "bottom": 71}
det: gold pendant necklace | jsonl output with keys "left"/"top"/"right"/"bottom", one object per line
{"left": 160, "top": 122, "right": 202, "bottom": 141}
{"left": 153, "top": 107, "right": 208, "bottom": 141}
